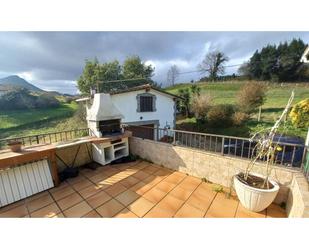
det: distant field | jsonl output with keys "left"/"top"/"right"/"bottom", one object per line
{"left": 166, "top": 81, "right": 309, "bottom": 138}
{"left": 0, "top": 102, "right": 81, "bottom": 139}
{"left": 0, "top": 81, "right": 308, "bottom": 140}
{"left": 166, "top": 81, "right": 309, "bottom": 106}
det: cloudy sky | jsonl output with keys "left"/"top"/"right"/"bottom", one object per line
{"left": 0, "top": 31, "right": 309, "bottom": 94}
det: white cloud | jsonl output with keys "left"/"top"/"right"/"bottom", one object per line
{"left": 17, "top": 71, "right": 35, "bottom": 82}
{"left": 35, "top": 80, "right": 78, "bottom": 94}
{"left": 144, "top": 60, "right": 156, "bottom": 68}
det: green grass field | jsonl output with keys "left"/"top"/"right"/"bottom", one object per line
{"left": 0, "top": 81, "right": 308, "bottom": 140}
{"left": 166, "top": 81, "right": 309, "bottom": 138}
{"left": 0, "top": 102, "right": 84, "bottom": 139}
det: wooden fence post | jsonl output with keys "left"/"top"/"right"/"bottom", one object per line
{"left": 257, "top": 106, "right": 262, "bottom": 122}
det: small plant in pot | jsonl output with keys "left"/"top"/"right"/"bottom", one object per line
{"left": 234, "top": 91, "right": 294, "bottom": 212}
{"left": 8, "top": 139, "right": 23, "bottom": 152}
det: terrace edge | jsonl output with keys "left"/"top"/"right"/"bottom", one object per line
{"left": 129, "top": 136, "right": 309, "bottom": 217}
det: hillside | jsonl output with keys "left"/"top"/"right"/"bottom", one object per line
{"left": 165, "top": 81, "right": 309, "bottom": 138}
{"left": 165, "top": 81, "right": 309, "bottom": 107}
{"left": 0, "top": 102, "right": 81, "bottom": 139}
{"left": 0, "top": 75, "right": 43, "bottom": 92}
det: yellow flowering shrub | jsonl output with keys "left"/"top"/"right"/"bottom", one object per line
{"left": 289, "top": 98, "right": 309, "bottom": 128}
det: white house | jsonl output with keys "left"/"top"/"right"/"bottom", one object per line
{"left": 300, "top": 46, "right": 309, "bottom": 63}
{"left": 110, "top": 84, "right": 179, "bottom": 139}
{"left": 77, "top": 84, "right": 180, "bottom": 140}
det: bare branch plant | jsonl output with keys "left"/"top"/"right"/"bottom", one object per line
{"left": 243, "top": 91, "right": 295, "bottom": 189}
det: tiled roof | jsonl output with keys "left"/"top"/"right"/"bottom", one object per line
{"left": 110, "top": 84, "right": 182, "bottom": 99}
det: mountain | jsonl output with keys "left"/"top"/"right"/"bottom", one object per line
{"left": 0, "top": 75, "right": 43, "bottom": 92}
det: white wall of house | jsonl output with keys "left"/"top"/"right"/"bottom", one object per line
{"left": 110, "top": 89, "right": 176, "bottom": 128}
{"left": 301, "top": 46, "right": 309, "bottom": 63}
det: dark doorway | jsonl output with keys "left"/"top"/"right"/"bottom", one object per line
{"left": 127, "top": 124, "right": 155, "bottom": 140}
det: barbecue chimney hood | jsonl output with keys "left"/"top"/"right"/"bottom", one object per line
{"left": 86, "top": 93, "right": 124, "bottom": 137}
{"left": 87, "top": 93, "right": 124, "bottom": 121}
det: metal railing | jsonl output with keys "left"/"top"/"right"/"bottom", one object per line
{"left": 1, "top": 124, "right": 308, "bottom": 180}
{"left": 125, "top": 125, "right": 308, "bottom": 176}
{"left": 0, "top": 128, "right": 90, "bottom": 149}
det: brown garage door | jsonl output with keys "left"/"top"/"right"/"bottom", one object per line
{"left": 127, "top": 124, "right": 155, "bottom": 140}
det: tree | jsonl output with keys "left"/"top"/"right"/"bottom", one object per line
{"left": 177, "top": 88, "right": 191, "bottom": 117}
{"left": 122, "top": 56, "right": 154, "bottom": 80}
{"left": 238, "top": 61, "right": 250, "bottom": 77}
{"left": 248, "top": 50, "right": 262, "bottom": 79}
{"left": 240, "top": 39, "right": 308, "bottom": 82}
{"left": 259, "top": 44, "right": 278, "bottom": 81}
{"left": 167, "top": 65, "right": 179, "bottom": 86}
{"left": 77, "top": 59, "right": 122, "bottom": 95}
{"left": 96, "top": 60, "right": 122, "bottom": 82}
{"left": 198, "top": 51, "right": 229, "bottom": 81}
{"left": 277, "top": 39, "right": 306, "bottom": 81}
{"left": 77, "top": 58, "right": 100, "bottom": 95}
{"left": 77, "top": 56, "right": 156, "bottom": 95}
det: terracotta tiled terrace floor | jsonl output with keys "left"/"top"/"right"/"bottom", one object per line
{"left": 0, "top": 160, "right": 286, "bottom": 218}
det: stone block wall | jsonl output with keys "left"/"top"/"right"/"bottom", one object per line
{"left": 129, "top": 137, "right": 303, "bottom": 207}
{"left": 286, "top": 173, "right": 309, "bottom": 217}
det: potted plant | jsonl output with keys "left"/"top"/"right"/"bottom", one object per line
{"left": 233, "top": 91, "right": 294, "bottom": 212}
{"left": 8, "top": 139, "right": 23, "bottom": 152}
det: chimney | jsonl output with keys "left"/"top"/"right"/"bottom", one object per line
{"left": 87, "top": 93, "right": 124, "bottom": 137}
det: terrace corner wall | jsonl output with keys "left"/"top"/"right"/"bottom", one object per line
{"left": 286, "top": 173, "right": 309, "bottom": 217}
{"left": 129, "top": 137, "right": 300, "bottom": 206}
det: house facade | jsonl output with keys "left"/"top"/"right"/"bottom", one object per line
{"left": 301, "top": 46, "right": 309, "bottom": 63}
{"left": 110, "top": 85, "right": 178, "bottom": 139}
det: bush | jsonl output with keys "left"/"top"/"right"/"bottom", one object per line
{"left": 289, "top": 98, "right": 309, "bottom": 128}
{"left": 237, "top": 82, "right": 266, "bottom": 114}
{"left": 190, "top": 84, "right": 201, "bottom": 96}
{"left": 63, "top": 96, "right": 74, "bottom": 103}
{"left": 232, "top": 111, "right": 249, "bottom": 126}
{"left": 191, "top": 94, "right": 213, "bottom": 121}
{"left": 207, "top": 104, "right": 235, "bottom": 127}
{"left": 35, "top": 93, "right": 60, "bottom": 108}
{"left": 75, "top": 103, "right": 87, "bottom": 122}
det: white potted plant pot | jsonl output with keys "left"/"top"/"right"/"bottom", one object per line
{"left": 234, "top": 172, "right": 279, "bottom": 212}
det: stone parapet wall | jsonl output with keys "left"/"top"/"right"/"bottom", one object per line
{"left": 286, "top": 173, "right": 309, "bottom": 217}
{"left": 129, "top": 137, "right": 302, "bottom": 208}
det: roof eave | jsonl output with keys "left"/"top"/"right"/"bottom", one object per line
{"left": 110, "top": 84, "right": 183, "bottom": 100}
